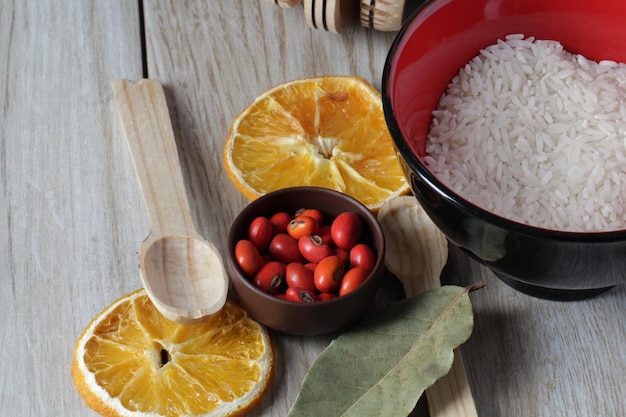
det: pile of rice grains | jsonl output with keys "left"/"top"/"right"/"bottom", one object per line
{"left": 425, "top": 34, "right": 626, "bottom": 232}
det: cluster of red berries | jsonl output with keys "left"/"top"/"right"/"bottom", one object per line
{"left": 233, "top": 208, "right": 376, "bottom": 302}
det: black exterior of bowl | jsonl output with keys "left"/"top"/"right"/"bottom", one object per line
{"left": 226, "top": 187, "right": 385, "bottom": 335}
{"left": 382, "top": 0, "right": 626, "bottom": 299}
{"left": 401, "top": 161, "right": 626, "bottom": 299}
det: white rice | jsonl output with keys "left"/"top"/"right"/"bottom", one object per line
{"left": 425, "top": 34, "right": 626, "bottom": 232}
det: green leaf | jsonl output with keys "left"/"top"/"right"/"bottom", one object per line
{"left": 287, "top": 285, "right": 474, "bottom": 417}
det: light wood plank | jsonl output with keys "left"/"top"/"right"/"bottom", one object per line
{"left": 0, "top": 2, "right": 144, "bottom": 416}
{"left": 141, "top": 3, "right": 397, "bottom": 415}
{"left": 443, "top": 246, "right": 626, "bottom": 417}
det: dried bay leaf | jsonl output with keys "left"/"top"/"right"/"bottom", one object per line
{"left": 287, "top": 285, "right": 474, "bottom": 417}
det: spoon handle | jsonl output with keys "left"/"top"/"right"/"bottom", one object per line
{"left": 112, "top": 79, "right": 197, "bottom": 240}
{"left": 378, "top": 196, "right": 478, "bottom": 417}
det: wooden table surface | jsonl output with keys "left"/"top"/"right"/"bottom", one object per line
{"left": 2, "top": 2, "right": 626, "bottom": 416}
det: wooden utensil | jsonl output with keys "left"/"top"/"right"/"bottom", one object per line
{"left": 304, "top": 0, "right": 359, "bottom": 33}
{"left": 360, "top": 0, "right": 427, "bottom": 32}
{"left": 112, "top": 79, "right": 228, "bottom": 324}
{"left": 378, "top": 196, "right": 478, "bottom": 417}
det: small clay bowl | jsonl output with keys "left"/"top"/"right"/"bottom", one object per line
{"left": 226, "top": 186, "right": 386, "bottom": 336}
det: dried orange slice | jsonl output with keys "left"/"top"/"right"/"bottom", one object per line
{"left": 72, "top": 289, "right": 273, "bottom": 417}
{"left": 223, "top": 76, "right": 409, "bottom": 212}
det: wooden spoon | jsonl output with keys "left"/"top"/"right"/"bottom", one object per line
{"left": 378, "top": 196, "right": 478, "bottom": 417}
{"left": 112, "top": 79, "right": 228, "bottom": 324}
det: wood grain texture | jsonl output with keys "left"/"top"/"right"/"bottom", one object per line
{"left": 141, "top": 3, "right": 397, "bottom": 415}
{"left": 2, "top": 1, "right": 626, "bottom": 416}
{"left": 443, "top": 246, "right": 626, "bottom": 417}
{"left": 0, "top": 2, "right": 145, "bottom": 416}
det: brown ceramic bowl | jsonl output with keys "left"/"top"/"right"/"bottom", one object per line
{"left": 226, "top": 186, "right": 386, "bottom": 336}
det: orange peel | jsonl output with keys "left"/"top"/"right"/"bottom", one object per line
{"left": 223, "top": 75, "right": 410, "bottom": 212}
{"left": 72, "top": 289, "right": 273, "bottom": 417}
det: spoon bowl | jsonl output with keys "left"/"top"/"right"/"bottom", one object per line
{"left": 112, "top": 79, "right": 228, "bottom": 324}
{"left": 140, "top": 235, "right": 227, "bottom": 322}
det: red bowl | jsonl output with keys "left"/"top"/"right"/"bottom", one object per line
{"left": 382, "top": 0, "right": 626, "bottom": 299}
